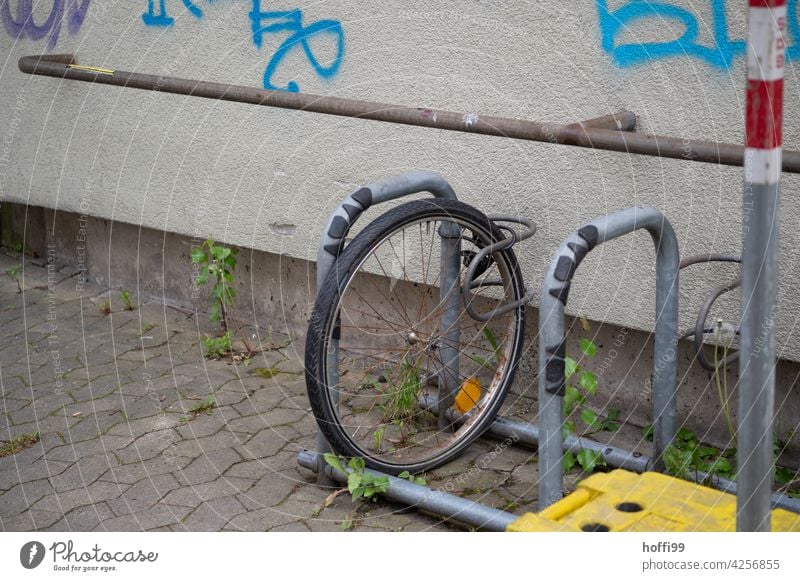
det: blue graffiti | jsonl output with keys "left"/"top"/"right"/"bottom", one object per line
{"left": 596, "top": 0, "right": 800, "bottom": 69}
{"left": 142, "top": 0, "right": 207, "bottom": 26}
{"left": 141, "top": 1, "right": 344, "bottom": 93}
{"left": 250, "top": 3, "right": 344, "bottom": 92}
{"left": 1, "top": 0, "right": 91, "bottom": 49}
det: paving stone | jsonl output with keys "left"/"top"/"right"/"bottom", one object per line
{"left": 226, "top": 505, "right": 302, "bottom": 531}
{"left": 174, "top": 448, "right": 242, "bottom": 486}
{"left": 48, "top": 453, "right": 118, "bottom": 492}
{"left": 107, "top": 414, "right": 184, "bottom": 438}
{"left": 115, "top": 430, "right": 182, "bottom": 464}
{"left": 0, "top": 478, "right": 57, "bottom": 517}
{"left": 102, "top": 456, "right": 192, "bottom": 485}
{"left": 181, "top": 496, "right": 248, "bottom": 531}
{"left": 174, "top": 412, "right": 236, "bottom": 439}
{"left": 30, "top": 479, "right": 129, "bottom": 513}
{"left": 224, "top": 458, "right": 282, "bottom": 481}
{"left": 162, "top": 476, "right": 254, "bottom": 507}
{"left": 96, "top": 504, "right": 191, "bottom": 532}
{"left": 106, "top": 473, "right": 181, "bottom": 516}
{"left": 61, "top": 502, "right": 116, "bottom": 531}
{"left": 169, "top": 430, "right": 246, "bottom": 458}
{"left": 0, "top": 458, "right": 72, "bottom": 490}
{"left": 235, "top": 427, "right": 295, "bottom": 460}
{"left": 59, "top": 411, "right": 127, "bottom": 442}
{"left": 0, "top": 509, "right": 63, "bottom": 531}
{"left": 237, "top": 473, "right": 302, "bottom": 510}
{"left": 269, "top": 520, "right": 310, "bottom": 532}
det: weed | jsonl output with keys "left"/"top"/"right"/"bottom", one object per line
{"left": 202, "top": 332, "right": 232, "bottom": 359}
{"left": 662, "top": 427, "right": 735, "bottom": 480}
{"left": 373, "top": 425, "right": 386, "bottom": 453}
{"left": 141, "top": 322, "right": 156, "bottom": 335}
{"left": 713, "top": 320, "right": 736, "bottom": 443}
{"left": 186, "top": 394, "right": 216, "bottom": 418}
{"left": 191, "top": 238, "right": 238, "bottom": 333}
{"left": 0, "top": 432, "right": 40, "bottom": 457}
{"left": 562, "top": 334, "right": 617, "bottom": 473}
{"left": 398, "top": 470, "right": 427, "bottom": 485}
{"left": 192, "top": 239, "right": 263, "bottom": 360}
{"left": 775, "top": 464, "right": 800, "bottom": 498}
{"left": 252, "top": 366, "right": 281, "bottom": 379}
{"left": 98, "top": 300, "right": 112, "bottom": 315}
{"left": 323, "top": 453, "right": 390, "bottom": 502}
{"left": 5, "top": 264, "right": 21, "bottom": 293}
{"left": 120, "top": 290, "right": 135, "bottom": 311}
{"left": 469, "top": 327, "right": 503, "bottom": 371}
{"left": 382, "top": 353, "right": 423, "bottom": 423}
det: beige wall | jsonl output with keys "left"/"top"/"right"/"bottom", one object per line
{"left": 2, "top": 1, "right": 800, "bottom": 359}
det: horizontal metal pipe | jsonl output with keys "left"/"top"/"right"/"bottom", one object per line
{"left": 18, "top": 54, "right": 800, "bottom": 173}
{"left": 418, "top": 394, "right": 651, "bottom": 472}
{"left": 419, "top": 395, "right": 800, "bottom": 513}
{"left": 297, "top": 450, "right": 516, "bottom": 531}
{"left": 571, "top": 111, "right": 637, "bottom": 132}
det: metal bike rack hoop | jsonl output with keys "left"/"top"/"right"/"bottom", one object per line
{"left": 312, "top": 171, "right": 461, "bottom": 470}
{"left": 538, "top": 206, "right": 680, "bottom": 508}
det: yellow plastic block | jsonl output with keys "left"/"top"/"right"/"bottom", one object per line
{"left": 508, "top": 470, "right": 800, "bottom": 532}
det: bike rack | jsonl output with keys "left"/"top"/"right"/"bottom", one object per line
{"left": 306, "top": 185, "right": 800, "bottom": 526}
{"left": 537, "top": 206, "right": 680, "bottom": 508}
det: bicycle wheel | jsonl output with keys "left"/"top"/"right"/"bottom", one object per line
{"left": 305, "top": 198, "right": 526, "bottom": 474}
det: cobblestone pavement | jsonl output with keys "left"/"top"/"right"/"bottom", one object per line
{"left": 0, "top": 250, "right": 550, "bottom": 532}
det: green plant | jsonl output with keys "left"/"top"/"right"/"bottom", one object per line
{"left": 655, "top": 428, "right": 800, "bottom": 498}
{"left": 469, "top": 327, "right": 503, "bottom": 371}
{"left": 192, "top": 238, "right": 238, "bottom": 332}
{"left": 186, "top": 394, "right": 216, "bottom": 418}
{"left": 5, "top": 264, "right": 21, "bottom": 293}
{"left": 662, "top": 427, "right": 735, "bottom": 480}
{"left": 141, "top": 322, "right": 156, "bottom": 335}
{"left": 323, "top": 453, "right": 390, "bottom": 502}
{"left": 202, "top": 332, "right": 232, "bottom": 359}
{"left": 775, "top": 465, "right": 800, "bottom": 498}
{"left": 713, "top": 320, "right": 736, "bottom": 443}
{"left": 120, "top": 290, "right": 135, "bottom": 311}
{"left": 398, "top": 470, "right": 427, "bottom": 485}
{"left": 381, "top": 353, "right": 423, "bottom": 422}
{"left": 252, "top": 365, "right": 281, "bottom": 379}
{"left": 0, "top": 432, "right": 40, "bottom": 457}
{"left": 562, "top": 336, "right": 617, "bottom": 473}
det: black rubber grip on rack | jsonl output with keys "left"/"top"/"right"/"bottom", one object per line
{"left": 351, "top": 187, "right": 372, "bottom": 210}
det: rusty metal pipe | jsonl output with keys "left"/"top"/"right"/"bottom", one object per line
{"left": 18, "top": 54, "right": 800, "bottom": 173}
{"left": 571, "top": 111, "right": 637, "bottom": 132}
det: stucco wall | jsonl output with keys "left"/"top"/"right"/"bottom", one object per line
{"left": 2, "top": 1, "right": 800, "bottom": 360}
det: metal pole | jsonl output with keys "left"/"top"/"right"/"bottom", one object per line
{"left": 418, "top": 393, "right": 800, "bottom": 513}
{"left": 569, "top": 111, "right": 637, "bottom": 132}
{"left": 297, "top": 450, "right": 516, "bottom": 531}
{"left": 538, "top": 206, "right": 680, "bottom": 509}
{"left": 437, "top": 225, "right": 462, "bottom": 427}
{"left": 737, "top": 0, "right": 786, "bottom": 532}
{"left": 17, "top": 54, "right": 800, "bottom": 173}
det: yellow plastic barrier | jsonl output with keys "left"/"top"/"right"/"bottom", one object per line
{"left": 508, "top": 470, "right": 800, "bottom": 532}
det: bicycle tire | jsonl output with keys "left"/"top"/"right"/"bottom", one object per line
{"left": 305, "top": 198, "right": 526, "bottom": 474}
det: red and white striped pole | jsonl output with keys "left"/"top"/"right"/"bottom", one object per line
{"left": 738, "top": 0, "right": 786, "bottom": 532}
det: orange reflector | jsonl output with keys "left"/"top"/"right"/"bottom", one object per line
{"left": 454, "top": 378, "right": 481, "bottom": 413}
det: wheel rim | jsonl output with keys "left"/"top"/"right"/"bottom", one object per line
{"left": 322, "top": 212, "right": 523, "bottom": 470}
